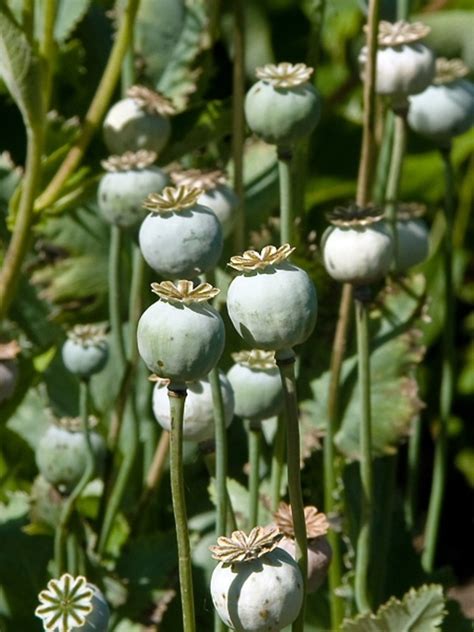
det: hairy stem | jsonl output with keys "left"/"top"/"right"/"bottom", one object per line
{"left": 248, "top": 420, "right": 261, "bottom": 528}
{"left": 422, "top": 147, "right": 455, "bottom": 572}
{"left": 232, "top": 0, "right": 245, "bottom": 253}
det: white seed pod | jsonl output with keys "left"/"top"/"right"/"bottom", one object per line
{"left": 359, "top": 21, "right": 435, "bottom": 105}
{"left": 210, "top": 527, "right": 304, "bottom": 632}
{"left": 137, "top": 281, "right": 225, "bottom": 387}
{"left": 62, "top": 324, "right": 108, "bottom": 379}
{"left": 98, "top": 151, "right": 168, "bottom": 228}
{"left": 408, "top": 58, "right": 474, "bottom": 144}
{"left": 322, "top": 206, "right": 393, "bottom": 285}
{"left": 226, "top": 350, "right": 282, "bottom": 422}
{"left": 227, "top": 244, "right": 317, "bottom": 352}
{"left": 139, "top": 185, "right": 223, "bottom": 279}
{"left": 394, "top": 217, "right": 430, "bottom": 271}
{"left": 152, "top": 372, "right": 234, "bottom": 443}
{"left": 245, "top": 63, "right": 321, "bottom": 146}
{"left": 103, "top": 85, "right": 174, "bottom": 155}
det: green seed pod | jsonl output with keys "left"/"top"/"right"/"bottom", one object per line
{"left": 35, "top": 573, "right": 110, "bottom": 632}
{"left": 103, "top": 85, "right": 174, "bottom": 155}
{"left": 275, "top": 503, "right": 332, "bottom": 594}
{"left": 139, "top": 185, "right": 223, "bottom": 279}
{"left": 171, "top": 168, "right": 238, "bottom": 238}
{"left": 408, "top": 58, "right": 474, "bottom": 144}
{"left": 227, "top": 244, "right": 317, "bottom": 352}
{"left": 62, "top": 324, "right": 108, "bottom": 379}
{"left": 227, "top": 350, "right": 282, "bottom": 422}
{"left": 245, "top": 63, "right": 321, "bottom": 146}
{"left": 359, "top": 21, "right": 435, "bottom": 108}
{"left": 98, "top": 150, "right": 168, "bottom": 228}
{"left": 210, "top": 526, "right": 303, "bottom": 632}
{"left": 137, "top": 280, "right": 225, "bottom": 388}
{"left": 36, "top": 417, "right": 106, "bottom": 494}
{"left": 152, "top": 371, "right": 234, "bottom": 443}
{"left": 322, "top": 206, "right": 393, "bottom": 285}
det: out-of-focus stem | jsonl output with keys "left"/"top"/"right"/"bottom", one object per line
{"left": 232, "top": 0, "right": 245, "bottom": 253}
{"left": 277, "top": 146, "right": 293, "bottom": 245}
{"left": 270, "top": 415, "right": 286, "bottom": 512}
{"left": 40, "top": 0, "right": 57, "bottom": 111}
{"left": 405, "top": 416, "right": 422, "bottom": 531}
{"left": 385, "top": 111, "right": 407, "bottom": 266}
{"left": 248, "top": 420, "right": 261, "bottom": 528}
{"left": 109, "top": 225, "right": 127, "bottom": 367}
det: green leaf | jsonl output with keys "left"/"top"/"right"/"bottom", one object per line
{"left": 0, "top": 6, "right": 43, "bottom": 130}
{"left": 419, "top": 11, "right": 474, "bottom": 71}
{"left": 342, "top": 584, "right": 446, "bottom": 631}
{"left": 53, "top": 0, "right": 92, "bottom": 42}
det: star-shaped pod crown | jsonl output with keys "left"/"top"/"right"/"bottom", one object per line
{"left": 170, "top": 168, "right": 228, "bottom": 192}
{"left": 434, "top": 57, "right": 470, "bottom": 85}
{"left": 35, "top": 573, "right": 94, "bottom": 632}
{"left": 374, "top": 20, "right": 431, "bottom": 46}
{"left": 143, "top": 185, "right": 203, "bottom": 214}
{"left": 228, "top": 243, "right": 295, "bottom": 272}
{"left": 232, "top": 349, "right": 277, "bottom": 370}
{"left": 101, "top": 150, "right": 157, "bottom": 172}
{"left": 209, "top": 526, "right": 283, "bottom": 565}
{"left": 274, "top": 502, "right": 330, "bottom": 540}
{"left": 326, "top": 204, "right": 383, "bottom": 228}
{"left": 151, "top": 280, "right": 220, "bottom": 305}
{"left": 67, "top": 324, "right": 107, "bottom": 348}
{"left": 255, "top": 62, "right": 314, "bottom": 88}
{"left": 127, "top": 85, "right": 176, "bottom": 116}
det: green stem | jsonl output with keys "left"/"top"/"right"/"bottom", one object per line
{"left": 397, "top": 0, "right": 410, "bottom": 20}
{"left": 372, "top": 109, "right": 394, "bottom": 205}
{"left": 168, "top": 386, "right": 196, "bottom": 632}
{"left": 128, "top": 244, "right": 146, "bottom": 363}
{"left": 325, "top": 282, "right": 353, "bottom": 629}
{"left": 405, "top": 416, "right": 422, "bottom": 532}
{"left": 109, "top": 225, "right": 127, "bottom": 367}
{"left": 200, "top": 446, "right": 238, "bottom": 533}
{"left": 276, "top": 350, "right": 307, "bottom": 632}
{"left": 278, "top": 146, "right": 293, "bottom": 245}
{"left": 248, "top": 421, "right": 261, "bottom": 528}
{"left": 55, "top": 381, "right": 94, "bottom": 575}
{"left": 270, "top": 415, "right": 286, "bottom": 512}
{"left": 34, "top": 0, "right": 141, "bottom": 212}
{"left": 422, "top": 147, "right": 455, "bottom": 573}
{"left": 354, "top": 293, "right": 373, "bottom": 613}
{"left": 232, "top": 0, "right": 245, "bottom": 254}
{"left": 97, "top": 390, "right": 140, "bottom": 556}
{"left": 385, "top": 112, "right": 407, "bottom": 267}
{"left": 40, "top": 0, "right": 58, "bottom": 111}
{"left": 22, "top": 0, "right": 34, "bottom": 39}
{"left": 67, "top": 531, "right": 79, "bottom": 576}
{"left": 0, "top": 127, "right": 43, "bottom": 321}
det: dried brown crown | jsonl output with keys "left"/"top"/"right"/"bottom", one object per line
{"left": 434, "top": 58, "right": 470, "bottom": 85}
{"left": 210, "top": 526, "right": 283, "bottom": 564}
{"left": 67, "top": 324, "right": 107, "bottom": 347}
{"left": 228, "top": 243, "right": 295, "bottom": 272}
{"left": 232, "top": 349, "right": 277, "bottom": 370}
{"left": 127, "top": 85, "right": 176, "bottom": 116}
{"left": 0, "top": 340, "right": 21, "bottom": 360}
{"left": 274, "top": 502, "right": 330, "bottom": 540}
{"left": 326, "top": 204, "right": 383, "bottom": 228}
{"left": 395, "top": 202, "right": 427, "bottom": 221}
{"left": 101, "top": 150, "right": 157, "bottom": 172}
{"left": 170, "top": 168, "right": 228, "bottom": 191}
{"left": 375, "top": 20, "right": 431, "bottom": 46}
{"left": 151, "top": 280, "right": 219, "bottom": 304}
{"left": 255, "top": 62, "right": 314, "bottom": 88}
{"left": 143, "top": 185, "right": 202, "bottom": 214}
{"left": 53, "top": 415, "right": 99, "bottom": 433}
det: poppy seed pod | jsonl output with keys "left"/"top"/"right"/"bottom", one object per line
{"left": 152, "top": 372, "right": 234, "bottom": 443}
{"left": 381, "top": 203, "right": 430, "bottom": 271}
{"left": 137, "top": 280, "right": 225, "bottom": 388}
{"left": 245, "top": 63, "right": 321, "bottom": 146}
{"left": 408, "top": 58, "right": 474, "bottom": 145}
{"left": 98, "top": 151, "right": 168, "bottom": 228}
{"left": 359, "top": 21, "right": 435, "bottom": 109}
{"left": 322, "top": 205, "right": 393, "bottom": 285}
{"left": 62, "top": 324, "right": 108, "bottom": 379}
{"left": 227, "top": 244, "right": 317, "bottom": 353}
{"left": 139, "top": 185, "right": 223, "bottom": 279}
{"left": 103, "top": 85, "right": 174, "bottom": 155}
{"left": 0, "top": 341, "right": 20, "bottom": 403}
{"left": 210, "top": 526, "right": 304, "bottom": 632}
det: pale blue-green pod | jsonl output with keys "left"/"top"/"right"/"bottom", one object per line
{"left": 0, "top": 360, "right": 17, "bottom": 402}
{"left": 81, "top": 584, "right": 110, "bottom": 631}
{"left": 98, "top": 151, "right": 168, "bottom": 228}
{"left": 152, "top": 372, "right": 234, "bottom": 443}
{"left": 62, "top": 325, "right": 108, "bottom": 379}
{"left": 36, "top": 421, "right": 106, "bottom": 494}
{"left": 226, "top": 350, "right": 282, "bottom": 422}
{"left": 227, "top": 245, "right": 317, "bottom": 352}
{"left": 394, "top": 217, "right": 430, "bottom": 271}
{"left": 139, "top": 185, "right": 223, "bottom": 279}
{"left": 137, "top": 280, "right": 225, "bottom": 387}
{"left": 199, "top": 184, "right": 238, "bottom": 238}
{"left": 245, "top": 62, "right": 321, "bottom": 146}
{"left": 103, "top": 86, "right": 173, "bottom": 155}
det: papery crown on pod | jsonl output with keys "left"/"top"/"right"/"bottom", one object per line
{"left": 52, "top": 415, "right": 100, "bottom": 433}
{"left": 394, "top": 202, "right": 427, "bottom": 220}
{"left": 127, "top": 85, "right": 176, "bottom": 116}
{"left": 231, "top": 349, "right": 277, "bottom": 370}
{"left": 67, "top": 324, "right": 108, "bottom": 347}
{"left": 101, "top": 150, "right": 157, "bottom": 172}
{"left": 326, "top": 204, "right": 384, "bottom": 228}
{"left": 143, "top": 185, "right": 203, "bottom": 214}
{"left": 434, "top": 57, "right": 470, "bottom": 85}
{"left": 35, "top": 573, "right": 94, "bottom": 631}
{"left": 255, "top": 62, "right": 314, "bottom": 88}
{"left": 274, "top": 502, "right": 330, "bottom": 540}
{"left": 374, "top": 20, "right": 431, "bottom": 46}
{"left": 170, "top": 168, "right": 228, "bottom": 191}
{"left": 228, "top": 243, "right": 295, "bottom": 272}
{"left": 210, "top": 526, "right": 283, "bottom": 565}
{"left": 151, "top": 280, "right": 220, "bottom": 305}
{"left": 0, "top": 340, "right": 21, "bottom": 360}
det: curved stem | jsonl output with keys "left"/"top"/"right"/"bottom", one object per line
{"left": 278, "top": 146, "right": 293, "bottom": 245}
{"left": 354, "top": 295, "right": 373, "bottom": 613}
{"left": 168, "top": 386, "right": 196, "bottom": 632}
{"left": 0, "top": 127, "right": 43, "bottom": 321}
{"left": 232, "top": 0, "right": 245, "bottom": 254}
{"left": 34, "top": 0, "right": 141, "bottom": 212}
{"left": 422, "top": 147, "right": 455, "bottom": 573}
{"left": 97, "top": 389, "right": 140, "bottom": 556}
{"left": 55, "top": 380, "right": 94, "bottom": 575}
{"left": 325, "top": 282, "right": 353, "bottom": 629}
{"left": 385, "top": 112, "right": 407, "bottom": 267}
{"left": 276, "top": 350, "right": 307, "bottom": 632}
{"left": 270, "top": 415, "right": 286, "bottom": 512}
{"left": 248, "top": 421, "right": 261, "bottom": 528}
